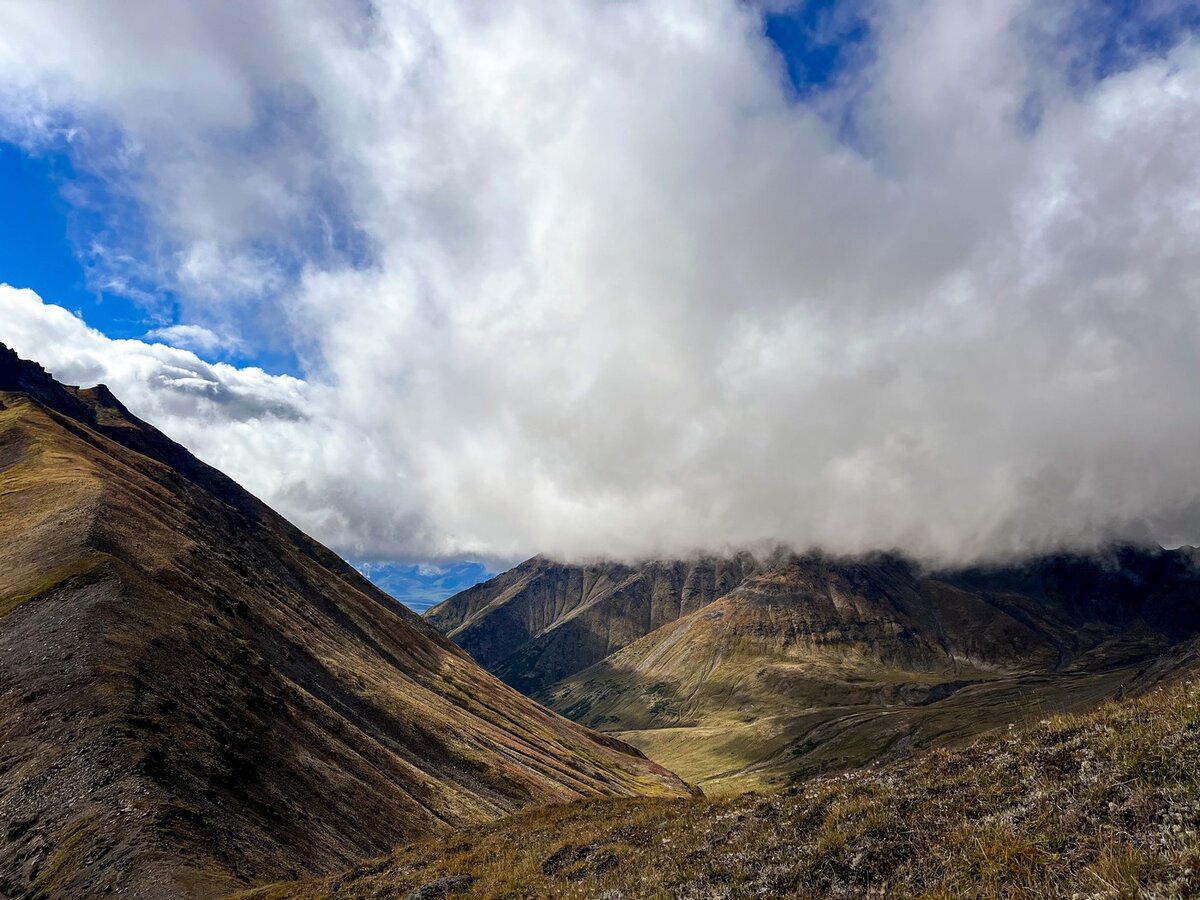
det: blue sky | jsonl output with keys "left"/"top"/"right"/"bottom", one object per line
{"left": 0, "top": 141, "right": 308, "bottom": 373}
{"left": 0, "top": 141, "right": 496, "bottom": 608}
{"left": 0, "top": 144, "right": 143, "bottom": 338}
{"left": 357, "top": 561, "right": 495, "bottom": 614}
{"left": 764, "top": 0, "right": 868, "bottom": 98}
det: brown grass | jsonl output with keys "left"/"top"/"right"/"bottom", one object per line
{"left": 27, "top": 812, "right": 104, "bottom": 898}
{"left": 0, "top": 554, "right": 106, "bottom": 618}
{"left": 242, "top": 673, "right": 1200, "bottom": 899}
{"left": 0, "top": 382, "right": 694, "bottom": 899}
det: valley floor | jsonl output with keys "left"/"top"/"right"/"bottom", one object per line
{"left": 242, "top": 671, "right": 1200, "bottom": 899}
{"left": 614, "top": 661, "right": 1155, "bottom": 795}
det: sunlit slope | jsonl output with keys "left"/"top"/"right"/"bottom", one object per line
{"left": 427, "top": 554, "right": 758, "bottom": 693}
{"left": 542, "top": 550, "right": 1200, "bottom": 791}
{"left": 0, "top": 345, "right": 689, "bottom": 900}
{"left": 243, "top": 668, "right": 1200, "bottom": 899}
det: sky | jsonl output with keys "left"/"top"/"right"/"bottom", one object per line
{"left": 1, "top": 1, "right": 1199, "bottom": 608}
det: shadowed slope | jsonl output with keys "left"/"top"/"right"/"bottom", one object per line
{"left": 426, "top": 554, "right": 758, "bottom": 693}
{"left": 0, "top": 345, "right": 688, "bottom": 899}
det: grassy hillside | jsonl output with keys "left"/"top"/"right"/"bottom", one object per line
{"left": 0, "top": 346, "right": 689, "bottom": 899}
{"left": 243, "top": 670, "right": 1200, "bottom": 898}
{"left": 541, "top": 552, "right": 1200, "bottom": 793}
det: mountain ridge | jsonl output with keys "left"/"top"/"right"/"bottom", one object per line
{"left": 0, "top": 344, "right": 689, "bottom": 899}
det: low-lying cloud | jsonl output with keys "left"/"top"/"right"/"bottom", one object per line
{"left": 1, "top": 1, "right": 1199, "bottom": 565}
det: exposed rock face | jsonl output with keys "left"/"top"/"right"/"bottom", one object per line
{"left": 0, "top": 345, "right": 689, "bottom": 899}
{"left": 538, "top": 548, "right": 1200, "bottom": 792}
{"left": 426, "top": 553, "right": 759, "bottom": 693}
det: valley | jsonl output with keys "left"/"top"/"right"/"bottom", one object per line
{"left": 0, "top": 346, "right": 688, "bottom": 899}
{"left": 242, "top": 671, "right": 1200, "bottom": 899}
{"left": 436, "top": 549, "right": 1200, "bottom": 793}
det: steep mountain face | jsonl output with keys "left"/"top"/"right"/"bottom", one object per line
{"left": 539, "top": 549, "right": 1200, "bottom": 792}
{"left": 425, "top": 554, "right": 758, "bottom": 694}
{"left": 0, "top": 345, "right": 689, "bottom": 900}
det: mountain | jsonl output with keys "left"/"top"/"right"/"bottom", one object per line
{"left": 241, "top": 663, "right": 1200, "bottom": 899}
{"left": 0, "top": 345, "right": 689, "bottom": 900}
{"left": 538, "top": 549, "right": 1200, "bottom": 792}
{"left": 425, "top": 553, "right": 759, "bottom": 694}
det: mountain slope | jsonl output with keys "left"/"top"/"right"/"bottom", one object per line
{"left": 540, "top": 549, "right": 1200, "bottom": 792}
{"left": 243, "top": 665, "right": 1200, "bottom": 899}
{"left": 426, "top": 554, "right": 758, "bottom": 693}
{"left": 0, "top": 345, "right": 688, "bottom": 899}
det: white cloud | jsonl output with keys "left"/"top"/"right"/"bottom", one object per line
{"left": 145, "top": 323, "right": 237, "bottom": 356}
{"left": 0, "top": 285, "right": 426, "bottom": 561}
{"left": 1, "top": 1, "right": 1199, "bottom": 565}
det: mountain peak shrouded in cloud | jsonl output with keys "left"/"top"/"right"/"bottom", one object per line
{"left": 1, "top": 1, "right": 1199, "bottom": 568}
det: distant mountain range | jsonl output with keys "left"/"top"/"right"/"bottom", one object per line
{"left": 0, "top": 345, "right": 688, "bottom": 899}
{"left": 428, "top": 546, "right": 1200, "bottom": 792}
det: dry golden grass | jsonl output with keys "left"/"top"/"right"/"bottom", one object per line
{"left": 0, "top": 397, "right": 107, "bottom": 619}
{"left": 244, "top": 672, "right": 1200, "bottom": 899}
{"left": 0, "top": 366, "right": 692, "bottom": 899}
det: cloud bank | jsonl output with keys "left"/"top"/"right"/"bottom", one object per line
{"left": 1, "top": 1, "right": 1199, "bottom": 565}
